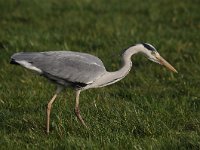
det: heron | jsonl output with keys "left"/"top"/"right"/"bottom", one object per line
{"left": 10, "top": 43, "right": 177, "bottom": 133}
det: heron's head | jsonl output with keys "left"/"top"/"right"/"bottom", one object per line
{"left": 139, "top": 43, "right": 178, "bottom": 73}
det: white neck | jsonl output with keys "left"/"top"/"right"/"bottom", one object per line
{"left": 92, "top": 45, "right": 144, "bottom": 88}
{"left": 110, "top": 46, "right": 141, "bottom": 81}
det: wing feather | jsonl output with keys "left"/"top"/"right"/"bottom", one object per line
{"left": 11, "top": 51, "right": 106, "bottom": 84}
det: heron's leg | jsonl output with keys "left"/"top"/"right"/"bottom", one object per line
{"left": 46, "top": 86, "right": 63, "bottom": 134}
{"left": 75, "top": 90, "right": 88, "bottom": 128}
{"left": 46, "top": 94, "right": 57, "bottom": 134}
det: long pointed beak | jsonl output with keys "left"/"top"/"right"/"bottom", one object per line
{"left": 157, "top": 55, "right": 178, "bottom": 73}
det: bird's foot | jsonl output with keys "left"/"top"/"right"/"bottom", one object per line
{"left": 74, "top": 107, "right": 88, "bottom": 128}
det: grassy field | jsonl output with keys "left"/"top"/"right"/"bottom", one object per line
{"left": 0, "top": 0, "right": 200, "bottom": 149}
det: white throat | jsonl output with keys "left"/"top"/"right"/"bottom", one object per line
{"left": 87, "top": 45, "right": 145, "bottom": 89}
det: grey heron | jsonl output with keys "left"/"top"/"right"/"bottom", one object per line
{"left": 10, "top": 43, "right": 177, "bottom": 133}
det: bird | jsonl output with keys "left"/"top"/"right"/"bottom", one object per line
{"left": 10, "top": 43, "right": 177, "bottom": 133}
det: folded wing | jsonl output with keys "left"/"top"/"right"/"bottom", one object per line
{"left": 11, "top": 51, "right": 107, "bottom": 84}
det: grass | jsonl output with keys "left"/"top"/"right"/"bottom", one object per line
{"left": 0, "top": 0, "right": 200, "bottom": 149}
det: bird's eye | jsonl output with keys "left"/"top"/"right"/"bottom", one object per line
{"left": 151, "top": 51, "right": 156, "bottom": 55}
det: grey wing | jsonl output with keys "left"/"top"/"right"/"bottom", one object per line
{"left": 11, "top": 51, "right": 107, "bottom": 84}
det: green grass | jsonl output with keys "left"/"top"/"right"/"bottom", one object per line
{"left": 0, "top": 0, "right": 200, "bottom": 149}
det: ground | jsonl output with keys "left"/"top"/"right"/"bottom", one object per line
{"left": 0, "top": 0, "right": 200, "bottom": 149}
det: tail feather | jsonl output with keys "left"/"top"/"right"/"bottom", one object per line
{"left": 10, "top": 52, "right": 42, "bottom": 73}
{"left": 10, "top": 52, "right": 43, "bottom": 64}
{"left": 10, "top": 58, "right": 19, "bottom": 65}
{"left": 11, "top": 52, "right": 37, "bottom": 61}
